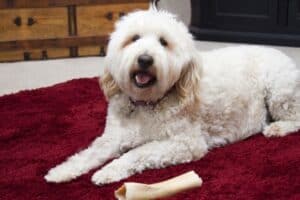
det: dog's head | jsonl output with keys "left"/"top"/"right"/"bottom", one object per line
{"left": 101, "top": 9, "right": 201, "bottom": 108}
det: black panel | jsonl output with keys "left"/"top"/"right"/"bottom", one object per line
{"left": 196, "top": 0, "right": 278, "bottom": 33}
{"left": 216, "top": 0, "right": 269, "bottom": 15}
{"left": 289, "top": 0, "right": 300, "bottom": 29}
{"left": 190, "top": 0, "right": 300, "bottom": 47}
{"left": 278, "top": 0, "right": 288, "bottom": 26}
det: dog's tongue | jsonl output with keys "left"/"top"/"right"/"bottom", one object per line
{"left": 135, "top": 73, "right": 152, "bottom": 84}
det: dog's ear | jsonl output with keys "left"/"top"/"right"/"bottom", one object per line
{"left": 175, "top": 54, "right": 202, "bottom": 112}
{"left": 99, "top": 70, "right": 120, "bottom": 100}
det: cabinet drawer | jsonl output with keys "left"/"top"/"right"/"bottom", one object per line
{"left": 0, "top": 48, "right": 70, "bottom": 62}
{"left": 0, "top": 7, "right": 68, "bottom": 42}
{"left": 77, "top": 3, "right": 149, "bottom": 37}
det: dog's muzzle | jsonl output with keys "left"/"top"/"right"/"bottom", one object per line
{"left": 131, "top": 54, "right": 156, "bottom": 88}
{"left": 131, "top": 70, "right": 156, "bottom": 88}
{"left": 138, "top": 54, "right": 153, "bottom": 70}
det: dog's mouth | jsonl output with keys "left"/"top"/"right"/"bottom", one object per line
{"left": 131, "top": 70, "right": 157, "bottom": 88}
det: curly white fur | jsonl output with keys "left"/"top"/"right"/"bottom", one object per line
{"left": 45, "top": 9, "right": 300, "bottom": 185}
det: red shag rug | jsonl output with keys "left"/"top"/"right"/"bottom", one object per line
{"left": 0, "top": 78, "right": 299, "bottom": 200}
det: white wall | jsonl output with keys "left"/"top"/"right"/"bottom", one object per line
{"left": 157, "top": 0, "right": 191, "bottom": 26}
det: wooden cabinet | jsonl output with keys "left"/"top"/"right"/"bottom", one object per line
{"left": 0, "top": 48, "right": 70, "bottom": 62}
{"left": 0, "top": 0, "right": 149, "bottom": 62}
{"left": 78, "top": 46, "right": 107, "bottom": 57}
{"left": 77, "top": 3, "right": 148, "bottom": 36}
{"left": 0, "top": 8, "right": 68, "bottom": 42}
{"left": 190, "top": 0, "right": 300, "bottom": 46}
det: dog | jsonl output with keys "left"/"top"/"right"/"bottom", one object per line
{"left": 45, "top": 9, "right": 300, "bottom": 185}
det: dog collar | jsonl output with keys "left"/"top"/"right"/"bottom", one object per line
{"left": 129, "top": 98, "right": 158, "bottom": 107}
{"left": 129, "top": 88, "right": 173, "bottom": 107}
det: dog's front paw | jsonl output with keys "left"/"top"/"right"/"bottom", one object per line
{"left": 91, "top": 165, "right": 131, "bottom": 186}
{"left": 44, "top": 164, "right": 79, "bottom": 183}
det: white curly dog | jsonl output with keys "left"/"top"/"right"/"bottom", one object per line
{"left": 45, "top": 9, "right": 300, "bottom": 185}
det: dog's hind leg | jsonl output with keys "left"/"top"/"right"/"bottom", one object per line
{"left": 262, "top": 51, "right": 300, "bottom": 137}
{"left": 264, "top": 121, "right": 300, "bottom": 137}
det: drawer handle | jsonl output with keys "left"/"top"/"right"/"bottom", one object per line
{"left": 13, "top": 16, "right": 22, "bottom": 26}
{"left": 42, "top": 50, "right": 48, "bottom": 60}
{"left": 27, "top": 17, "right": 36, "bottom": 26}
{"left": 119, "top": 12, "right": 125, "bottom": 18}
{"left": 105, "top": 12, "right": 113, "bottom": 21}
{"left": 24, "top": 52, "right": 31, "bottom": 61}
{"left": 100, "top": 46, "right": 105, "bottom": 56}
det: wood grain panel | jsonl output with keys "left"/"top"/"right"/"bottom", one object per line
{"left": 0, "top": 50, "right": 23, "bottom": 62}
{"left": 78, "top": 45, "right": 107, "bottom": 57}
{"left": 0, "top": 0, "right": 149, "bottom": 9}
{"left": 47, "top": 48, "right": 70, "bottom": 58}
{"left": 0, "top": 7, "right": 68, "bottom": 42}
{"left": 0, "top": 36, "right": 108, "bottom": 51}
{"left": 77, "top": 3, "right": 149, "bottom": 37}
{"left": 0, "top": 48, "right": 70, "bottom": 62}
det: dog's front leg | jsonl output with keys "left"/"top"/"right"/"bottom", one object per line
{"left": 44, "top": 111, "right": 140, "bottom": 183}
{"left": 44, "top": 132, "right": 121, "bottom": 183}
{"left": 91, "top": 135, "right": 208, "bottom": 185}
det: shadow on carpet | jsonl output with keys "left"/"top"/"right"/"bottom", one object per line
{"left": 0, "top": 78, "right": 299, "bottom": 200}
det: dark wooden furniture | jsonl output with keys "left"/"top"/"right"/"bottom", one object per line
{"left": 0, "top": 0, "right": 149, "bottom": 62}
{"left": 190, "top": 0, "right": 300, "bottom": 46}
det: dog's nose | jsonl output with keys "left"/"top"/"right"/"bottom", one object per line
{"left": 138, "top": 54, "right": 154, "bottom": 69}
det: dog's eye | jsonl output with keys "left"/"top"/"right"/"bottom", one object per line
{"left": 132, "top": 35, "right": 140, "bottom": 42}
{"left": 159, "top": 37, "right": 168, "bottom": 47}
